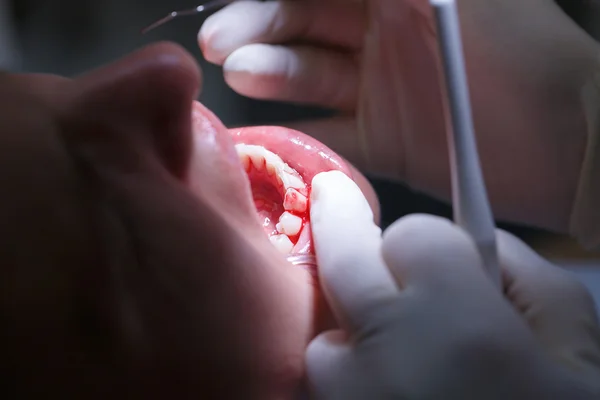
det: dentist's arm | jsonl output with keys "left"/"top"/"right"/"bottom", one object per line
{"left": 306, "top": 171, "right": 600, "bottom": 399}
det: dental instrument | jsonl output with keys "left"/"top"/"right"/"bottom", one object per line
{"left": 430, "top": 0, "right": 501, "bottom": 287}
{"left": 142, "top": 0, "right": 237, "bottom": 34}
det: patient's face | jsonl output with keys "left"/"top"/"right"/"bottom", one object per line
{"left": 0, "top": 43, "right": 378, "bottom": 399}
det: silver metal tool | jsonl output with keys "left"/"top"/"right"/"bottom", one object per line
{"left": 430, "top": 0, "right": 500, "bottom": 287}
{"left": 142, "top": 0, "right": 236, "bottom": 34}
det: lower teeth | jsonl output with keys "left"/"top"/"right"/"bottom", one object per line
{"left": 269, "top": 234, "right": 294, "bottom": 254}
{"left": 276, "top": 212, "right": 303, "bottom": 236}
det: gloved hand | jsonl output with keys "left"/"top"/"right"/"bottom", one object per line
{"left": 305, "top": 170, "right": 600, "bottom": 399}
{"left": 199, "top": 0, "right": 600, "bottom": 233}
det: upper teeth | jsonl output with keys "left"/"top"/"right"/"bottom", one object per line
{"left": 236, "top": 144, "right": 309, "bottom": 214}
{"left": 283, "top": 188, "right": 307, "bottom": 213}
{"left": 235, "top": 144, "right": 307, "bottom": 193}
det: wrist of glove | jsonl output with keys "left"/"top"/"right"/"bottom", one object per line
{"left": 305, "top": 171, "right": 600, "bottom": 399}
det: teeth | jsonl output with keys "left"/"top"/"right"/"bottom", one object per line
{"left": 250, "top": 153, "right": 264, "bottom": 170}
{"left": 269, "top": 234, "right": 294, "bottom": 254}
{"left": 276, "top": 212, "right": 303, "bottom": 236}
{"left": 277, "top": 172, "right": 305, "bottom": 191}
{"left": 240, "top": 154, "right": 250, "bottom": 171}
{"left": 283, "top": 188, "right": 308, "bottom": 213}
{"left": 236, "top": 144, "right": 306, "bottom": 192}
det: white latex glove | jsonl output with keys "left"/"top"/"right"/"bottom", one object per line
{"left": 199, "top": 0, "right": 600, "bottom": 234}
{"left": 306, "top": 170, "right": 600, "bottom": 399}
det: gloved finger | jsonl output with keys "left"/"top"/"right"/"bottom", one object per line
{"left": 199, "top": 0, "right": 364, "bottom": 65}
{"left": 497, "top": 230, "right": 600, "bottom": 377}
{"left": 311, "top": 170, "right": 399, "bottom": 331}
{"left": 305, "top": 330, "right": 353, "bottom": 399}
{"left": 222, "top": 44, "right": 358, "bottom": 111}
{"left": 381, "top": 214, "right": 497, "bottom": 296}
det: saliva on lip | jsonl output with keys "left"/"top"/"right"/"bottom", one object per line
{"left": 235, "top": 144, "right": 310, "bottom": 255}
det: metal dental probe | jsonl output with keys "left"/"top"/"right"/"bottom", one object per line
{"left": 430, "top": 0, "right": 500, "bottom": 287}
{"left": 141, "top": 0, "right": 237, "bottom": 34}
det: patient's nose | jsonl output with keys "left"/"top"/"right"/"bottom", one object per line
{"left": 65, "top": 42, "right": 202, "bottom": 178}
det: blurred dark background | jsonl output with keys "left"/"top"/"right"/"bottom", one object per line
{"left": 1, "top": 0, "right": 599, "bottom": 258}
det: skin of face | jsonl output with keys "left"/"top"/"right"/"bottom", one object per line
{"left": 0, "top": 42, "right": 379, "bottom": 399}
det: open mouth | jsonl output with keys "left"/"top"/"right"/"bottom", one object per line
{"left": 191, "top": 101, "right": 352, "bottom": 259}
{"left": 230, "top": 126, "right": 352, "bottom": 256}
